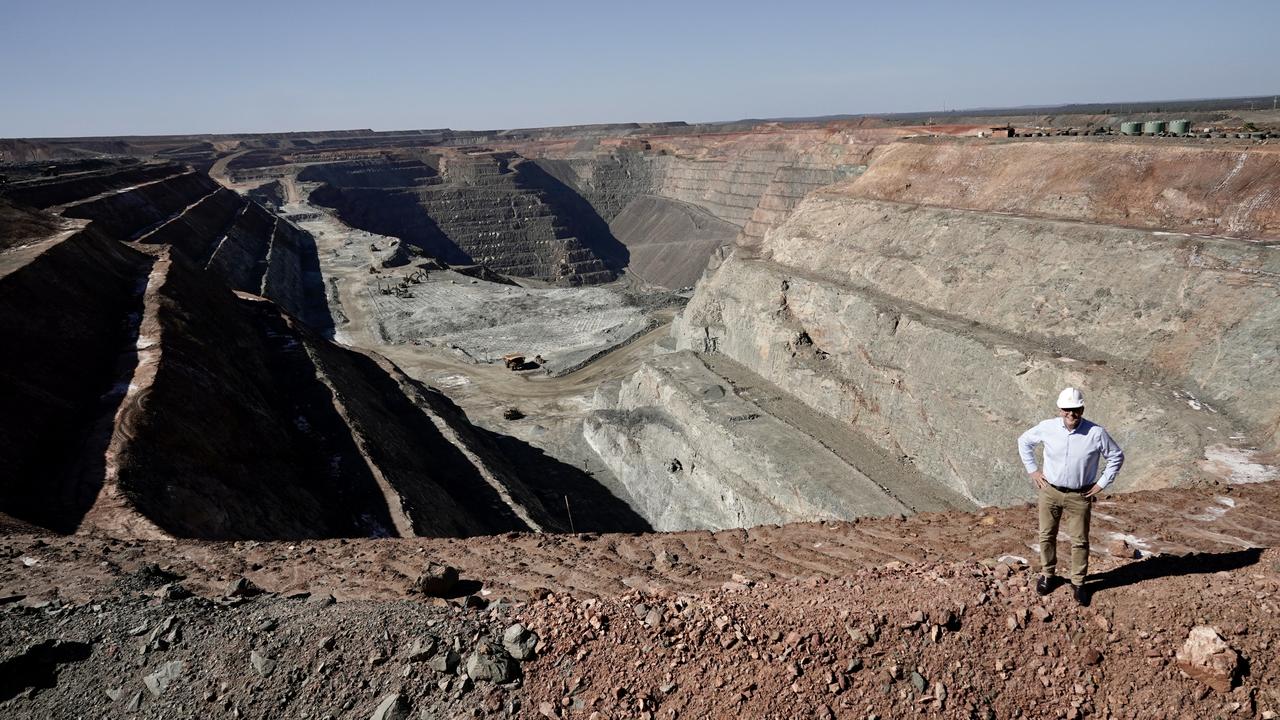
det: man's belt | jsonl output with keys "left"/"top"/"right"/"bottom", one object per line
{"left": 1050, "top": 483, "right": 1095, "bottom": 494}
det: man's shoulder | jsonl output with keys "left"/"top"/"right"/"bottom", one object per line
{"left": 1082, "top": 419, "right": 1113, "bottom": 437}
{"left": 1021, "top": 418, "right": 1057, "bottom": 438}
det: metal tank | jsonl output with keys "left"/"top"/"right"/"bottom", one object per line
{"left": 1168, "top": 120, "right": 1191, "bottom": 135}
{"left": 1120, "top": 122, "right": 1143, "bottom": 136}
{"left": 1143, "top": 121, "right": 1166, "bottom": 135}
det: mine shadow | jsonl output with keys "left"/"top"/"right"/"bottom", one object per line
{"left": 346, "top": 359, "right": 536, "bottom": 536}
{"left": 391, "top": 370, "right": 651, "bottom": 534}
{"left": 237, "top": 298, "right": 410, "bottom": 539}
{"left": 0, "top": 640, "right": 92, "bottom": 702}
{"left": 479, "top": 428, "right": 653, "bottom": 534}
{"left": 514, "top": 160, "right": 630, "bottom": 272}
{"left": 293, "top": 225, "right": 338, "bottom": 339}
{"left": 439, "top": 579, "right": 484, "bottom": 600}
{"left": 3, "top": 254, "right": 153, "bottom": 534}
{"left": 1087, "top": 548, "right": 1263, "bottom": 594}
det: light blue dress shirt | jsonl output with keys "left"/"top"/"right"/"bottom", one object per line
{"left": 1017, "top": 417, "right": 1124, "bottom": 490}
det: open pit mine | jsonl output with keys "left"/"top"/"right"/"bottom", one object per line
{"left": 2, "top": 109, "right": 1280, "bottom": 719}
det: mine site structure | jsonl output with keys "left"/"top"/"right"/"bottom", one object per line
{"left": 501, "top": 353, "right": 545, "bottom": 371}
{"left": 373, "top": 265, "right": 433, "bottom": 298}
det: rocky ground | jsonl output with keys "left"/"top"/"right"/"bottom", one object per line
{"left": 3, "top": 481, "right": 1278, "bottom": 719}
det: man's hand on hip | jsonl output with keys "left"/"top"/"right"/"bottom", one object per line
{"left": 1084, "top": 484, "right": 1103, "bottom": 498}
{"left": 1029, "top": 470, "right": 1048, "bottom": 490}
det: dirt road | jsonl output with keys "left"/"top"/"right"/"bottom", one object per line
{"left": 206, "top": 149, "right": 249, "bottom": 187}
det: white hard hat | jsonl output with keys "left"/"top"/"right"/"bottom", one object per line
{"left": 1056, "top": 387, "right": 1085, "bottom": 409}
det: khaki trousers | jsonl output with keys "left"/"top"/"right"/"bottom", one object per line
{"left": 1038, "top": 484, "right": 1092, "bottom": 586}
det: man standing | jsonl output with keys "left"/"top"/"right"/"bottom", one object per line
{"left": 1017, "top": 387, "right": 1124, "bottom": 606}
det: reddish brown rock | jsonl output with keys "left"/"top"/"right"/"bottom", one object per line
{"left": 1108, "top": 539, "right": 1140, "bottom": 559}
{"left": 1175, "top": 626, "right": 1240, "bottom": 693}
{"left": 413, "top": 563, "right": 459, "bottom": 597}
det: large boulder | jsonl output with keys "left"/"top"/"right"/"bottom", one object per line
{"left": 412, "top": 563, "right": 459, "bottom": 597}
{"left": 502, "top": 623, "right": 539, "bottom": 661}
{"left": 1175, "top": 625, "right": 1240, "bottom": 692}
{"left": 465, "top": 642, "right": 516, "bottom": 683}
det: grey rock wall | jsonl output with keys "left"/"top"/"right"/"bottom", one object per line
{"left": 661, "top": 196, "right": 1276, "bottom": 506}
{"left": 531, "top": 151, "right": 658, "bottom": 223}
{"left": 750, "top": 195, "right": 1280, "bottom": 450}
{"left": 528, "top": 141, "right": 873, "bottom": 287}
{"left": 583, "top": 352, "right": 913, "bottom": 530}
{"left": 674, "top": 254, "right": 1228, "bottom": 505}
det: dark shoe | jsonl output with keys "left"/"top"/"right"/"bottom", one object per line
{"left": 1072, "top": 584, "right": 1091, "bottom": 607}
{"left": 1036, "top": 575, "right": 1059, "bottom": 596}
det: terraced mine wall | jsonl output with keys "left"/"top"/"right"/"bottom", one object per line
{"left": 303, "top": 153, "right": 617, "bottom": 284}
{"left": 1, "top": 165, "right": 565, "bottom": 539}
{"left": 5, "top": 165, "right": 334, "bottom": 330}
{"left": 516, "top": 130, "right": 885, "bottom": 287}
{"left": 83, "top": 250, "right": 552, "bottom": 539}
{"left": 584, "top": 352, "right": 965, "bottom": 531}
{"left": 286, "top": 127, "right": 888, "bottom": 289}
{"left": 589, "top": 137, "right": 1280, "bottom": 524}
{"left": 2, "top": 162, "right": 180, "bottom": 208}
{"left": 0, "top": 198, "right": 63, "bottom": 246}
{"left": 851, "top": 139, "right": 1280, "bottom": 239}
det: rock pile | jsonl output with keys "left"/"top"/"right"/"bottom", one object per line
{"left": 0, "top": 508, "right": 1277, "bottom": 718}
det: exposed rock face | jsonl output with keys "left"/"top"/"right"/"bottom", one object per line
{"left": 2, "top": 163, "right": 179, "bottom": 209}
{"left": 3, "top": 238, "right": 550, "bottom": 539}
{"left": 530, "top": 147, "right": 658, "bottom": 223}
{"left": 519, "top": 128, "right": 886, "bottom": 273}
{"left": 59, "top": 170, "right": 218, "bottom": 239}
{"left": 669, "top": 201, "right": 1271, "bottom": 503}
{"left": 584, "top": 351, "right": 969, "bottom": 530}
{"left": 0, "top": 198, "right": 65, "bottom": 248}
{"left": 590, "top": 137, "right": 1280, "bottom": 518}
{"left": 95, "top": 251, "right": 552, "bottom": 538}
{"left": 304, "top": 151, "right": 617, "bottom": 284}
{"left": 246, "top": 126, "right": 891, "bottom": 293}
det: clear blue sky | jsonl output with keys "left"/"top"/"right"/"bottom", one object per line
{"left": 2, "top": 0, "right": 1276, "bottom": 137}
